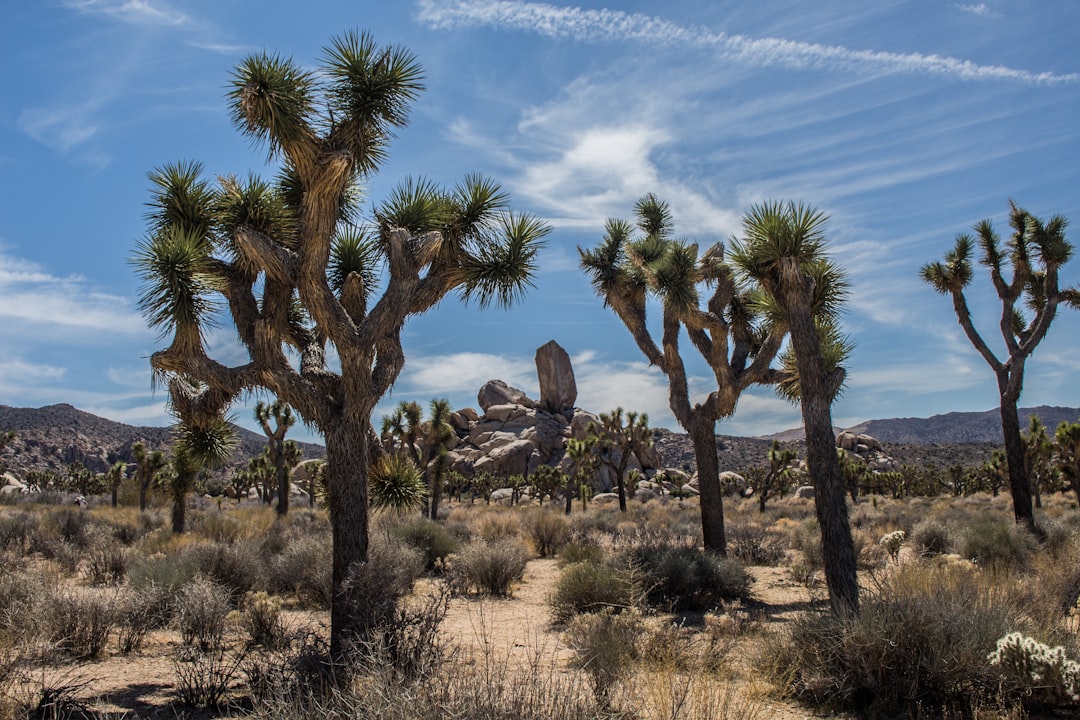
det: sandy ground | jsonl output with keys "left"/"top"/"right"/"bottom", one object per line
{"left": 25, "top": 559, "right": 833, "bottom": 719}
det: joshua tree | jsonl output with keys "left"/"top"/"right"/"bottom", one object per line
{"left": 132, "top": 441, "right": 167, "bottom": 512}
{"left": 564, "top": 436, "right": 599, "bottom": 515}
{"left": 529, "top": 464, "right": 565, "bottom": 506}
{"left": 921, "top": 202, "right": 1078, "bottom": 534}
{"left": 731, "top": 200, "right": 858, "bottom": 614}
{"left": 368, "top": 452, "right": 427, "bottom": 514}
{"left": 131, "top": 32, "right": 547, "bottom": 660}
{"left": 757, "top": 440, "right": 797, "bottom": 513}
{"left": 580, "top": 194, "right": 784, "bottom": 553}
{"left": 588, "top": 407, "right": 652, "bottom": 512}
{"left": 168, "top": 419, "right": 237, "bottom": 533}
{"left": 1022, "top": 416, "right": 1055, "bottom": 508}
{"left": 107, "top": 460, "right": 127, "bottom": 508}
{"left": 1054, "top": 420, "right": 1080, "bottom": 506}
{"left": 0, "top": 430, "right": 15, "bottom": 475}
{"left": 382, "top": 398, "right": 455, "bottom": 519}
{"left": 255, "top": 400, "right": 300, "bottom": 517}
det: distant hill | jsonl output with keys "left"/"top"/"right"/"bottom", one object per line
{"left": 844, "top": 405, "right": 1079, "bottom": 444}
{"left": 761, "top": 406, "right": 1080, "bottom": 445}
{"left": 0, "top": 403, "right": 324, "bottom": 478}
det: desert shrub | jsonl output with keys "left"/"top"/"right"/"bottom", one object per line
{"left": 766, "top": 563, "right": 1025, "bottom": 716}
{"left": 630, "top": 540, "right": 751, "bottom": 611}
{"left": 789, "top": 518, "right": 823, "bottom": 572}
{"left": 726, "top": 522, "right": 786, "bottom": 566}
{"left": 173, "top": 646, "right": 246, "bottom": 708}
{"left": 557, "top": 540, "right": 605, "bottom": 566}
{"left": 524, "top": 509, "right": 570, "bottom": 558}
{"left": 191, "top": 511, "right": 242, "bottom": 544}
{"left": 474, "top": 511, "right": 522, "bottom": 542}
{"left": 49, "top": 590, "right": 115, "bottom": 660}
{"left": 85, "top": 541, "right": 129, "bottom": 586}
{"left": 566, "top": 607, "right": 643, "bottom": 704}
{"left": 853, "top": 528, "right": 887, "bottom": 571}
{"left": 239, "top": 591, "right": 287, "bottom": 649}
{"left": 32, "top": 537, "right": 81, "bottom": 575}
{"left": 336, "top": 538, "right": 425, "bottom": 646}
{"left": 116, "top": 585, "right": 172, "bottom": 653}
{"left": 958, "top": 515, "right": 1037, "bottom": 571}
{"left": 391, "top": 517, "right": 461, "bottom": 570}
{"left": 0, "top": 511, "right": 39, "bottom": 553}
{"left": 49, "top": 508, "right": 90, "bottom": 548}
{"left": 0, "top": 563, "right": 53, "bottom": 640}
{"left": 189, "top": 540, "right": 258, "bottom": 598}
{"left": 450, "top": 540, "right": 528, "bottom": 596}
{"left": 551, "top": 559, "right": 641, "bottom": 623}
{"left": 266, "top": 534, "right": 333, "bottom": 608}
{"left": 352, "top": 583, "right": 452, "bottom": 681}
{"left": 128, "top": 552, "right": 198, "bottom": 596}
{"left": 911, "top": 518, "right": 953, "bottom": 557}
{"left": 175, "top": 575, "right": 232, "bottom": 650}
{"left": 1038, "top": 515, "right": 1076, "bottom": 558}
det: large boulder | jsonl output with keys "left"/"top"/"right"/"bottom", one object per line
{"left": 535, "top": 340, "right": 577, "bottom": 413}
{"left": 478, "top": 380, "right": 534, "bottom": 412}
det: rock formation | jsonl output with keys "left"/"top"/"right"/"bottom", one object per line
{"left": 535, "top": 339, "right": 577, "bottom": 413}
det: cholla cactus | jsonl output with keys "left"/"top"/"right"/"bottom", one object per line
{"left": 989, "top": 632, "right": 1080, "bottom": 704}
{"left": 879, "top": 530, "right": 905, "bottom": 563}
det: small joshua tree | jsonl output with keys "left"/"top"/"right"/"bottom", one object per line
{"left": 254, "top": 400, "right": 300, "bottom": 517}
{"left": 588, "top": 407, "right": 652, "bottom": 512}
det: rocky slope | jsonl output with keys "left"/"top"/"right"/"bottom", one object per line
{"left": 0, "top": 403, "right": 324, "bottom": 478}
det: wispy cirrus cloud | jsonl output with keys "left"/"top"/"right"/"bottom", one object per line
{"left": 61, "top": 0, "right": 189, "bottom": 27}
{"left": 416, "top": 0, "right": 1076, "bottom": 85}
{"left": 0, "top": 247, "right": 144, "bottom": 334}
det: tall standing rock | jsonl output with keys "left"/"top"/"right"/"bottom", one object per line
{"left": 535, "top": 340, "right": 577, "bottom": 414}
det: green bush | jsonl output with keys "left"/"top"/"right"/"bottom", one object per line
{"left": 392, "top": 518, "right": 461, "bottom": 570}
{"left": 631, "top": 540, "right": 752, "bottom": 611}
{"left": 451, "top": 540, "right": 528, "bottom": 596}
{"left": 550, "top": 559, "right": 640, "bottom": 623}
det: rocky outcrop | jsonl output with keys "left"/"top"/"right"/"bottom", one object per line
{"left": 535, "top": 340, "right": 577, "bottom": 413}
{"left": 477, "top": 380, "right": 534, "bottom": 412}
{"left": 836, "top": 430, "right": 898, "bottom": 472}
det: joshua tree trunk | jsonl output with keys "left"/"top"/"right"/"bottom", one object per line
{"left": 171, "top": 494, "right": 186, "bottom": 534}
{"left": 325, "top": 416, "right": 371, "bottom": 662}
{"left": 276, "top": 464, "right": 290, "bottom": 517}
{"left": 999, "top": 390, "right": 1037, "bottom": 535}
{"left": 785, "top": 286, "right": 858, "bottom": 615}
{"left": 690, "top": 412, "right": 726, "bottom": 555}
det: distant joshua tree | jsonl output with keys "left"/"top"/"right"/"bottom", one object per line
{"left": 254, "top": 400, "right": 301, "bottom": 517}
{"left": 921, "top": 202, "right": 1078, "bottom": 535}
{"left": 588, "top": 407, "right": 652, "bottom": 513}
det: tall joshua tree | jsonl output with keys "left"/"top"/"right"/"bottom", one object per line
{"left": 132, "top": 32, "right": 548, "bottom": 660}
{"left": 921, "top": 202, "right": 1078, "bottom": 535}
{"left": 580, "top": 194, "right": 784, "bottom": 554}
{"left": 255, "top": 399, "right": 300, "bottom": 517}
{"left": 732, "top": 200, "right": 858, "bottom": 614}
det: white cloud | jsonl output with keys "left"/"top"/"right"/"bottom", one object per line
{"left": 416, "top": 0, "right": 1076, "bottom": 85}
{"left": 62, "top": 0, "right": 189, "bottom": 27}
{"left": 0, "top": 248, "right": 145, "bottom": 334}
{"left": 957, "top": 4, "right": 992, "bottom": 17}
{"left": 18, "top": 106, "right": 99, "bottom": 152}
{"left": 403, "top": 352, "right": 539, "bottom": 396}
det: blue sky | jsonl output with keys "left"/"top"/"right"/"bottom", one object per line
{"left": 1, "top": 0, "right": 1078, "bottom": 444}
